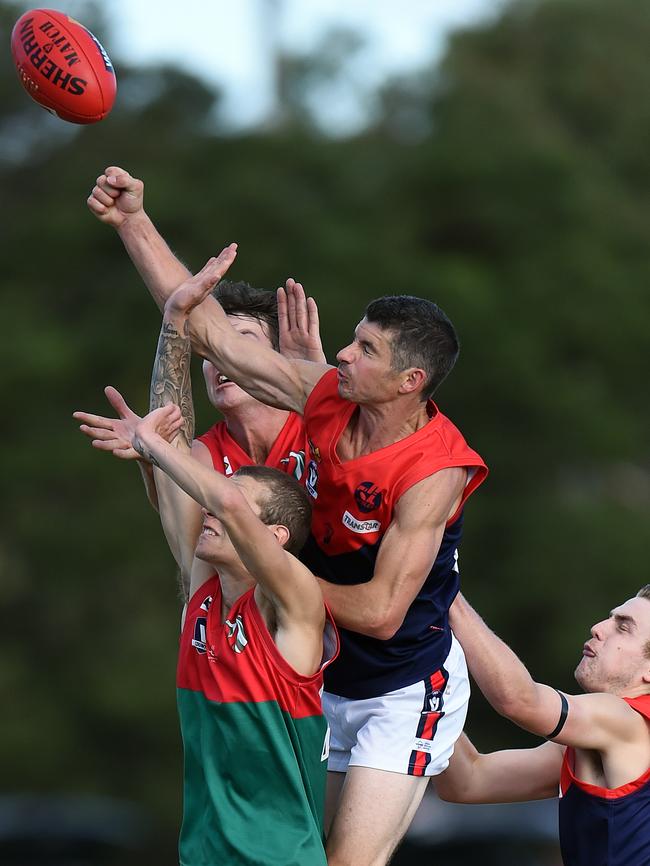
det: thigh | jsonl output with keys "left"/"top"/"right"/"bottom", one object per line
{"left": 326, "top": 766, "right": 429, "bottom": 866}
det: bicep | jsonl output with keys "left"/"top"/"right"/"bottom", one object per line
{"left": 371, "top": 469, "right": 468, "bottom": 625}
{"left": 552, "top": 692, "right": 646, "bottom": 751}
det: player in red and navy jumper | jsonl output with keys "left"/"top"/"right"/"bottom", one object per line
{"left": 186, "top": 270, "right": 488, "bottom": 866}
{"left": 438, "top": 588, "right": 650, "bottom": 866}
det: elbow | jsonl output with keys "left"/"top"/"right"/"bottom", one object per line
{"left": 495, "top": 693, "right": 539, "bottom": 730}
{"left": 363, "top": 610, "right": 404, "bottom": 641}
{"left": 435, "top": 781, "right": 473, "bottom": 805}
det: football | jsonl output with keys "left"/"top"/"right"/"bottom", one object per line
{"left": 11, "top": 8, "right": 116, "bottom": 124}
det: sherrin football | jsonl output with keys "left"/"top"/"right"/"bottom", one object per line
{"left": 11, "top": 8, "right": 116, "bottom": 124}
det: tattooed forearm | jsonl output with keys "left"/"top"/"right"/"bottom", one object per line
{"left": 133, "top": 433, "right": 161, "bottom": 467}
{"left": 150, "top": 318, "right": 195, "bottom": 449}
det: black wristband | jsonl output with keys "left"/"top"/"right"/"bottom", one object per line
{"left": 545, "top": 690, "right": 569, "bottom": 740}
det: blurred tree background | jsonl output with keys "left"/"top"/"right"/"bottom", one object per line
{"left": 2, "top": 0, "right": 650, "bottom": 861}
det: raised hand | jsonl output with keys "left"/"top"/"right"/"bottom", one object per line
{"left": 73, "top": 386, "right": 182, "bottom": 461}
{"left": 86, "top": 165, "right": 145, "bottom": 228}
{"left": 133, "top": 405, "right": 183, "bottom": 464}
{"left": 164, "top": 245, "right": 238, "bottom": 322}
{"left": 277, "top": 278, "right": 326, "bottom": 363}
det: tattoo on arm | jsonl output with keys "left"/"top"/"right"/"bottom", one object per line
{"left": 150, "top": 319, "right": 194, "bottom": 448}
{"left": 133, "top": 434, "right": 160, "bottom": 467}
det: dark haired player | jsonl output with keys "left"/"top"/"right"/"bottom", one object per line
{"left": 119, "top": 274, "right": 338, "bottom": 866}
{"left": 436, "top": 589, "right": 650, "bottom": 866}
{"left": 158, "top": 247, "right": 487, "bottom": 866}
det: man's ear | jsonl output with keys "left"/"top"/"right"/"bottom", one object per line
{"left": 269, "top": 524, "right": 290, "bottom": 549}
{"left": 398, "top": 368, "right": 426, "bottom": 395}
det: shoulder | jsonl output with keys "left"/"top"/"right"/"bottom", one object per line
{"left": 303, "top": 367, "right": 340, "bottom": 416}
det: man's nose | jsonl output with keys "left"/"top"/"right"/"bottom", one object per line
{"left": 336, "top": 343, "right": 354, "bottom": 364}
{"left": 590, "top": 619, "right": 607, "bottom": 641}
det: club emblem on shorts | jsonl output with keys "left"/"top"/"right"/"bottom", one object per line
{"left": 306, "top": 460, "right": 319, "bottom": 499}
{"left": 354, "top": 481, "right": 383, "bottom": 513}
{"left": 280, "top": 449, "right": 306, "bottom": 481}
{"left": 427, "top": 690, "right": 443, "bottom": 713}
{"left": 225, "top": 615, "right": 248, "bottom": 654}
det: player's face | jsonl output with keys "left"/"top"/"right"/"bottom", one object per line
{"left": 202, "top": 315, "right": 273, "bottom": 414}
{"left": 335, "top": 319, "right": 403, "bottom": 404}
{"left": 194, "top": 477, "right": 266, "bottom": 567}
{"left": 575, "top": 597, "right": 650, "bottom": 694}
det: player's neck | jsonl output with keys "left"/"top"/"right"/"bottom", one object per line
{"left": 224, "top": 405, "right": 290, "bottom": 464}
{"left": 343, "top": 396, "right": 432, "bottom": 457}
{"left": 217, "top": 567, "right": 256, "bottom": 618}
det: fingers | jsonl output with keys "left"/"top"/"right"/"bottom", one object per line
{"left": 90, "top": 437, "right": 125, "bottom": 451}
{"left": 103, "top": 166, "right": 142, "bottom": 193}
{"left": 104, "top": 385, "right": 134, "bottom": 419}
{"left": 306, "top": 295, "right": 320, "bottom": 335}
{"left": 112, "top": 447, "right": 140, "bottom": 460}
{"left": 73, "top": 412, "right": 114, "bottom": 430}
{"left": 167, "top": 245, "right": 238, "bottom": 316}
{"left": 202, "top": 244, "right": 238, "bottom": 280}
{"left": 283, "top": 278, "right": 308, "bottom": 331}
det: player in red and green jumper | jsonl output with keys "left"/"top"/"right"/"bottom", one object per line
{"left": 129, "top": 265, "right": 338, "bottom": 865}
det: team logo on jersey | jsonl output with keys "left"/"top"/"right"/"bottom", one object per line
{"left": 342, "top": 511, "right": 381, "bottom": 534}
{"left": 306, "top": 460, "right": 319, "bottom": 499}
{"left": 191, "top": 595, "right": 213, "bottom": 653}
{"left": 308, "top": 439, "right": 321, "bottom": 463}
{"left": 354, "top": 481, "right": 383, "bottom": 513}
{"left": 223, "top": 456, "right": 233, "bottom": 476}
{"left": 200, "top": 595, "right": 213, "bottom": 612}
{"left": 280, "top": 449, "right": 306, "bottom": 481}
{"left": 192, "top": 617, "right": 208, "bottom": 653}
{"left": 225, "top": 615, "right": 248, "bottom": 654}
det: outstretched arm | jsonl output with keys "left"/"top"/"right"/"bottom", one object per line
{"left": 168, "top": 253, "right": 331, "bottom": 413}
{"left": 73, "top": 385, "right": 183, "bottom": 511}
{"left": 134, "top": 406, "right": 325, "bottom": 674}
{"left": 145, "top": 305, "right": 210, "bottom": 600}
{"left": 89, "top": 167, "right": 328, "bottom": 366}
{"left": 135, "top": 283, "right": 326, "bottom": 671}
{"left": 434, "top": 734, "right": 563, "bottom": 804}
{"left": 449, "top": 593, "right": 648, "bottom": 751}
{"left": 87, "top": 166, "right": 191, "bottom": 310}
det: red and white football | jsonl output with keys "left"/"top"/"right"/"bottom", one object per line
{"left": 11, "top": 8, "right": 116, "bottom": 124}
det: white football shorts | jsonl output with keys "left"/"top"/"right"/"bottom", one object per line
{"left": 324, "top": 635, "right": 469, "bottom": 777}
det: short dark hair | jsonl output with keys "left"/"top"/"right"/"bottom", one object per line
{"left": 233, "top": 465, "right": 312, "bottom": 556}
{"left": 212, "top": 281, "right": 280, "bottom": 350}
{"left": 364, "top": 295, "right": 460, "bottom": 399}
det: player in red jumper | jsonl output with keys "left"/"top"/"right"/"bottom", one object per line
{"left": 127, "top": 271, "right": 338, "bottom": 866}
{"left": 436, "top": 588, "right": 650, "bottom": 866}
{"left": 155, "top": 248, "right": 487, "bottom": 866}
